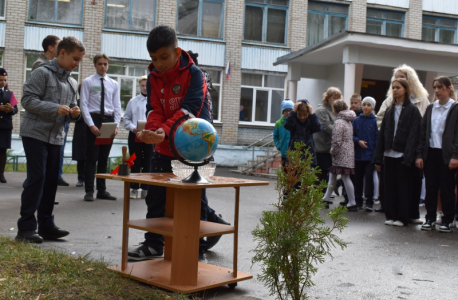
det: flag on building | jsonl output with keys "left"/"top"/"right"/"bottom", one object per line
{"left": 225, "top": 60, "right": 231, "bottom": 80}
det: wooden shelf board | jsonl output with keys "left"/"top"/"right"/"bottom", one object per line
{"left": 127, "top": 218, "right": 236, "bottom": 237}
{"left": 108, "top": 259, "right": 252, "bottom": 293}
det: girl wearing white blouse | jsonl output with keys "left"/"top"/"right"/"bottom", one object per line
{"left": 416, "top": 76, "right": 458, "bottom": 233}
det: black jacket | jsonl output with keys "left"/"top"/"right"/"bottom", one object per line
{"left": 416, "top": 101, "right": 458, "bottom": 165}
{"left": 284, "top": 111, "right": 322, "bottom": 166}
{"left": 373, "top": 97, "right": 422, "bottom": 167}
{"left": 0, "top": 90, "right": 18, "bottom": 130}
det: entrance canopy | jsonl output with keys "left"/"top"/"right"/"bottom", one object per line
{"left": 274, "top": 30, "right": 458, "bottom": 105}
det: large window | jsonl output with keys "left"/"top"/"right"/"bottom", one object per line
{"left": 244, "top": 0, "right": 288, "bottom": 44}
{"left": 0, "top": 0, "right": 5, "bottom": 18}
{"left": 177, "top": 0, "right": 224, "bottom": 39}
{"left": 240, "top": 73, "right": 285, "bottom": 124}
{"left": 105, "top": 0, "right": 156, "bottom": 32}
{"left": 107, "top": 62, "right": 149, "bottom": 111}
{"left": 366, "top": 8, "right": 404, "bottom": 37}
{"left": 307, "top": 1, "right": 348, "bottom": 46}
{"left": 25, "top": 54, "right": 80, "bottom": 82}
{"left": 422, "top": 16, "right": 457, "bottom": 44}
{"left": 28, "top": 0, "right": 83, "bottom": 25}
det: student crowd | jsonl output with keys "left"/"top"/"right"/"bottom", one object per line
{"left": 274, "top": 65, "right": 458, "bottom": 233}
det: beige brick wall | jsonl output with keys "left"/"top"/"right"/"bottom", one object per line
{"left": 405, "top": 0, "right": 423, "bottom": 40}
{"left": 220, "top": 0, "right": 244, "bottom": 145}
{"left": 156, "top": 0, "right": 177, "bottom": 27}
{"left": 349, "top": 0, "right": 367, "bottom": 33}
{"left": 4, "top": 0, "right": 28, "bottom": 134}
{"left": 81, "top": 0, "right": 104, "bottom": 80}
{"left": 288, "top": 0, "right": 308, "bottom": 52}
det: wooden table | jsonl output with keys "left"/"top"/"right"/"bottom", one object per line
{"left": 96, "top": 172, "right": 269, "bottom": 293}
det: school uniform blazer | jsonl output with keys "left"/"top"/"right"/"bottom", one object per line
{"left": 373, "top": 97, "right": 422, "bottom": 167}
{"left": 416, "top": 102, "right": 458, "bottom": 165}
{"left": 0, "top": 90, "right": 18, "bottom": 130}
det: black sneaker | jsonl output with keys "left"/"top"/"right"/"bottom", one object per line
{"left": 84, "top": 192, "right": 94, "bottom": 202}
{"left": 339, "top": 200, "right": 348, "bottom": 207}
{"left": 439, "top": 223, "right": 451, "bottom": 233}
{"left": 346, "top": 205, "right": 358, "bottom": 212}
{"left": 421, "top": 220, "right": 436, "bottom": 231}
{"left": 206, "top": 214, "right": 230, "bottom": 251}
{"left": 76, "top": 181, "right": 84, "bottom": 187}
{"left": 58, "top": 178, "right": 70, "bottom": 186}
{"left": 128, "top": 244, "right": 163, "bottom": 261}
{"left": 15, "top": 230, "right": 43, "bottom": 243}
{"left": 96, "top": 191, "right": 117, "bottom": 200}
{"left": 364, "top": 204, "right": 373, "bottom": 212}
{"left": 38, "top": 226, "right": 70, "bottom": 240}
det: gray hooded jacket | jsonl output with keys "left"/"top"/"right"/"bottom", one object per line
{"left": 313, "top": 103, "right": 336, "bottom": 153}
{"left": 20, "top": 59, "right": 79, "bottom": 145}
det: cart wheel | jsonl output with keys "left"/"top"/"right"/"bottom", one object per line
{"left": 228, "top": 283, "right": 237, "bottom": 289}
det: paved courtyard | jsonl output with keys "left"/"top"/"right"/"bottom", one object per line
{"left": 0, "top": 168, "right": 456, "bottom": 299}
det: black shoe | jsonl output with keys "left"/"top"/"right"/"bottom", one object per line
{"left": 96, "top": 191, "right": 117, "bottom": 200}
{"left": 54, "top": 201, "right": 59, "bottom": 205}
{"left": 439, "top": 223, "right": 451, "bottom": 233}
{"left": 0, "top": 174, "right": 7, "bottom": 183}
{"left": 339, "top": 200, "right": 348, "bottom": 207}
{"left": 375, "top": 208, "right": 385, "bottom": 213}
{"left": 364, "top": 204, "right": 373, "bottom": 212}
{"left": 128, "top": 243, "right": 163, "bottom": 261}
{"left": 58, "top": 178, "right": 69, "bottom": 186}
{"left": 346, "top": 205, "right": 358, "bottom": 212}
{"left": 38, "top": 226, "right": 70, "bottom": 240}
{"left": 421, "top": 220, "right": 436, "bottom": 231}
{"left": 206, "top": 214, "right": 231, "bottom": 250}
{"left": 84, "top": 192, "right": 94, "bottom": 202}
{"left": 76, "top": 181, "right": 83, "bottom": 187}
{"left": 15, "top": 230, "right": 43, "bottom": 243}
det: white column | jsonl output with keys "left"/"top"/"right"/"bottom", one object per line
{"left": 344, "top": 63, "right": 356, "bottom": 104}
{"left": 288, "top": 80, "right": 298, "bottom": 102}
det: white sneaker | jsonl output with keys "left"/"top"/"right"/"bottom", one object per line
{"left": 436, "top": 211, "right": 444, "bottom": 225}
{"left": 393, "top": 220, "right": 405, "bottom": 227}
{"left": 140, "top": 190, "right": 147, "bottom": 199}
{"left": 130, "top": 189, "right": 138, "bottom": 199}
{"left": 385, "top": 220, "right": 394, "bottom": 226}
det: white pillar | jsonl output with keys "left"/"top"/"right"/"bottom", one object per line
{"left": 288, "top": 80, "right": 298, "bottom": 102}
{"left": 344, "top": 63, "right": 356, "bottom": 104}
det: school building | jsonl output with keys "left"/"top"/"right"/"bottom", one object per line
{"left": 1, "top": 0, "right": 458, "bottom": 151}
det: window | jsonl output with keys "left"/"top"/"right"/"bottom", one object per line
{"left": 205, "top": 69, "right": 222, "bottom": 121}
{"left": 107, "top": 62, "right": 149, "bottom": 111}
{"left": 244, "top": 0, "right": 288, "bottom": 44}
{"left": 28, "top": 0, "right": 83, "bottom": 25}
{"left": 366, "top": 9, "right": 404, "bottom": 37}
{"left": 0, "top": 0, "right": 5, "bottom": 18}
{"left": 240, "top": 73, "right": 285, "bottom": 124}
{"left": 105, "top": 0, "right": 156, "bottom": 32}
{"left": 307, "top": 1, "right": 348, "bottom": 46}
{"left": 25, "top": 54, "right": 80, "bottom": 83}
{"left": 422, "top": 16, "right": 457, "bottom": 44}
{"left": 177, "top": 0, "right": 224, "bottom": 38}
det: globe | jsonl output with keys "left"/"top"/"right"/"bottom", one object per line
{"left": 173, "top": 118, "right": 218, "bottom": 162}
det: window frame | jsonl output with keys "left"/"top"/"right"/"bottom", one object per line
{"left": 176, "top": 0, "right": 225, "bottom": 39}
{"left": 104, "top": 0, "right": 157, "bottom": 32}
{"left": 243, "top": 0, "right": 289, "bottom": 45}
{"left": 240, "top": 73, "right": 286, "bottom": 126}
{"left": 422, "top": 15, "right": 458, "bottom": 44}
{"left": 366, "top": 8, "right": 404, "bottom": 37}
{"left": 27, "top": 0, "right": 84, "bottom": 26}
{"left": 204, "top": 68, "right": 223, "bottom": 123}
{"left": 24, "top": 53, "right": 80, "bottom": 83}
{"left": 0, "top": 0, "right": 6, "bottom": 19}
{"left": 307, "top": 1, "right": 348, "bottom": 46}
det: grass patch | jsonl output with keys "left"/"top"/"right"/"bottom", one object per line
{"left": 0, "top": 235, "right": 194, "bottom": 300}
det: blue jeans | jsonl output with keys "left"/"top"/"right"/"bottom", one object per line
{"left": 58, "top": 122, "right": 69, "bottom": 179}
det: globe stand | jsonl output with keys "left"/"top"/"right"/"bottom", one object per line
{"left": 169, "top": 115, "right": 213, "bottom": 184}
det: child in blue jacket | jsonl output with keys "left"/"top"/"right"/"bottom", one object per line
{"left": 352, "top": 97, "right": 379, "bottom": 211}
{"left": 274, "top": 99, "right": 294, "bottom": 166}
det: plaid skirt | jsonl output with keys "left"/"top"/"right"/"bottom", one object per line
{"left": 330, "top": 166, "right": 355, "bottom": 175}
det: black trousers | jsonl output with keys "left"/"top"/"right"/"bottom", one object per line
{"left": 18, "top": 137, "right": 60, "bottom": 231}
{"left": 76, "top": 160, "right": 85, "bottom": 182}
{"left": 84, "top": 113, "right": 114, "bottom": 194}
{"left": 384, "top": 157, "right": 415, "bottom": 224}
{"left": 316, "top": 152, "right": 332, "bottom": 185}
{"left": 378, "top": 163, "right": 385, "bottom": 210}
{"left": 144, "top": 152, "right": 208, "bottom": 252}
{"left": 410, "top": 167, "right": 423, "bottom": 219}
{"left": 127, "top": 131, "right": 153, "bottom": 190}
{"left": 354, "top": 160, "right": 374, "bottom": 206}
{"left": 424, "top": 148, "right": 456, "bottom": 224}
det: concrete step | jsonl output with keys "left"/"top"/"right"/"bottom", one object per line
{"left": 253, "top": 172, "right": 278, "bottom": 179}
{"left": 237, "top": 165, "right": 249, "bottom": 172}
{"left": 247, "top": 160, "right": 257, "bottom": 167}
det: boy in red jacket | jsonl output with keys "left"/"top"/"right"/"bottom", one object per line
{"left": 129, "top": 25, "right": 222, "bottom": 262}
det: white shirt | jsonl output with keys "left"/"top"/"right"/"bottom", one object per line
{"left": 384, "top": 102, "right": 404, "bottom": 158}
{"left": 429, "top": 98, "right": 454, "bottom": 149}
{"left": 80, "top": 73, "right": 122, "bottom": 127}
{"left": 122, "top": 93, "right": 148, "bottom": 132}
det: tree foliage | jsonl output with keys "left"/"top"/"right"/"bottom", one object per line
{"left": 252, "top": 143, "right": 348, "bottom": 300}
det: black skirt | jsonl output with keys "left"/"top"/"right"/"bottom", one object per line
{"left": 0, "top": 129, "right": 12, "bottom": 149}
{"left": 72, "top": 120, "right": 87, "bottom": 160}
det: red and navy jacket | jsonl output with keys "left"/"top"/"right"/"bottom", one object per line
{"left": 145, "top": 50, "right": 211, "bottom": 157}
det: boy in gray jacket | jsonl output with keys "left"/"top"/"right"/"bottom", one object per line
{"left": 16, "top": 37, "right": 85, "bottom": 243}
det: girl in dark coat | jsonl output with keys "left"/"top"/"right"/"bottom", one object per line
{"left": 0, "top": 68, "right": 18, "bottom": 183}
{"left": 72, "top": 83, "right": 86, "bottom": 187}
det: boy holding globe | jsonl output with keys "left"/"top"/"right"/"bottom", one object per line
{"left": 131, "top": 25, "right": 219, "bottom": 262}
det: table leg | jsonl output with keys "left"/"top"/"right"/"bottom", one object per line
{"left": 121, "top": 181, "right": 130, "bottom": 271}
{"left": 233, "top": 187, "right": 240, "bottom": 278}
{"left": 164, "top": 187, "right": 175, "bottom": 260}
{"left": 170, "top": 188, "right": 201, "bottom": 286}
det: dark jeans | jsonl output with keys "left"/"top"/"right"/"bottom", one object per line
{"left": 84, "top": 114, "right": 114, "bottom": 194}
{"left": 384, "top": 157, "right": 415, "bottom": 224}
{"left": 58, "top": 122, "right": 69, "bottom": 179}
{"left": 378, "top": 163, "right": 385, "bottom": 210}
{"left": 354, "top": 160, "right": 374, "bottom": 206}
{"left": 410, "top": 166, "right": 423, "bottom": 220}
{"left": 144, "top": 152, "right": 208, "bottom": 252}
{"left": 127, "top": 131, "right": 153, "bottom": 190}
{"left": 424, "top": 148, "right": 456, "bottom": 224}
{"left": 77, "top": 160, "right": 85, "bottom": 182}
{"left": 316, "top": 152, "right": 332, "bottom": 185}
{"left": 18, "top": 137, "right": 61, "bottom": 231}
